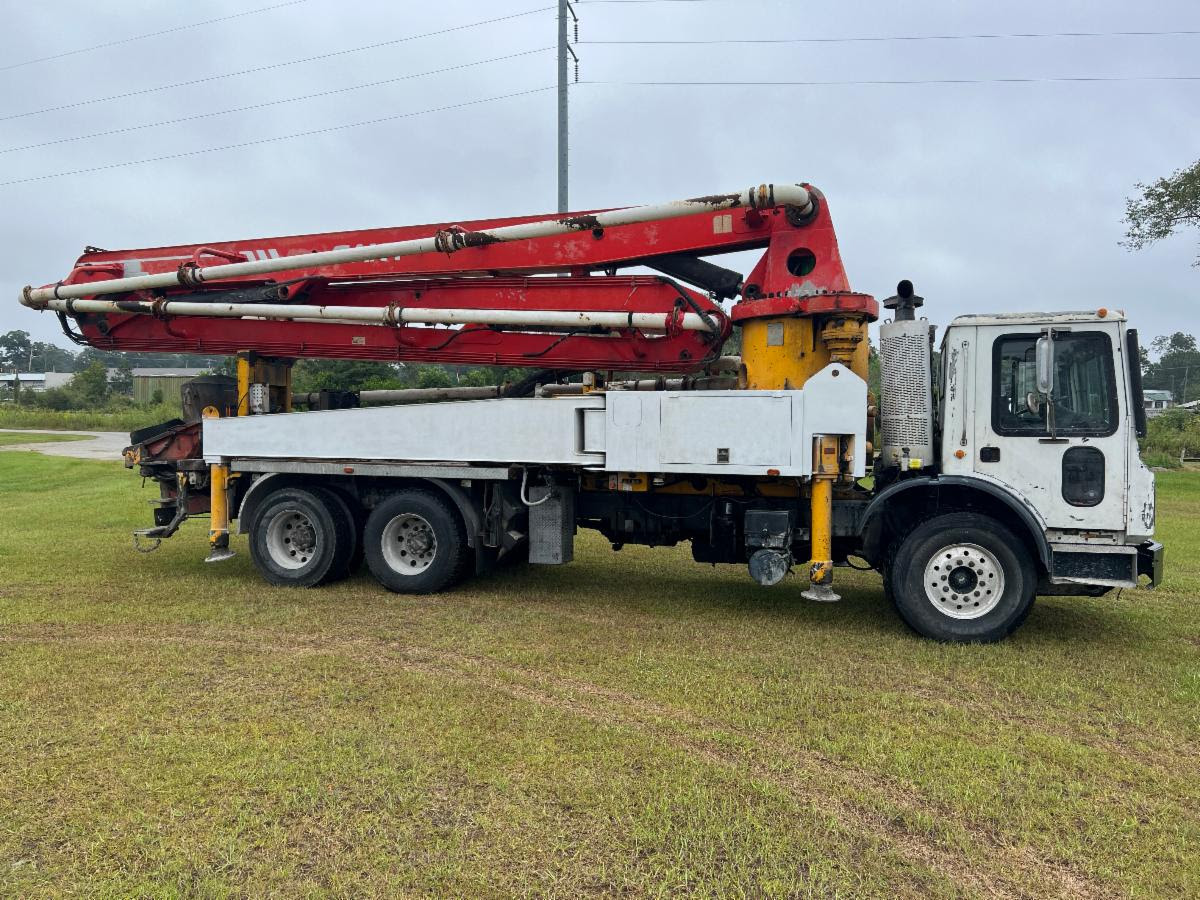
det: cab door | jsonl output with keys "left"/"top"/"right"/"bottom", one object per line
{"left": 972, "top": 324, "right": 1127, "bottom": 531}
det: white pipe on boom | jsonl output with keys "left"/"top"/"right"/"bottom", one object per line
{"left": 20, "top": 183, "right": 811, "bottom": 308}
{"left": 296, "top": 385, "right": 507, "bottom": 406}
{"left": 23, "top": 296, "right": 715, "bottom": 332}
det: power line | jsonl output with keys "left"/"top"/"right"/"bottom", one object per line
{"left": 0, "top": 6, "right": 554, "bottom": 123}
{"left": 0, "top": 49, "right": 552, "bottom": 156}
{"left": 579, "top": 75, "right": 1200, "bottom": 87}
{"left": 580, "top": 29, "right": 1200, "bottom": 46}
{"left": 0, "top": 87, "right": 553, "bottom": 188}
{"left": 0, "top": 0, "right": 313, "bottom": 73}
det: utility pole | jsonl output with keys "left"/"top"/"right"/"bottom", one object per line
{"left": 557, "top": 0, "right": 569, "bottom": 213}
{"left": 557, "top": 0, "right": 577, "bottom": 213}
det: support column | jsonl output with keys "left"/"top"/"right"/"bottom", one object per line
{"left": 203, "top": 405, "right": 235, "bottom": 563}
{"left": 801, "top": 435, "right": 841, "bottom": 602}
{"left": 236, "top": 353, "right": 252, "bottom": 416}
{"left": 235, "top": 351, "right": 293, "bottom": 415}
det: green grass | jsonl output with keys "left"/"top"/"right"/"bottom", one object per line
{"left": 0, "top": 403, "right": 178, "bottom": 432}
{"left": 1141, "top": 450, "right": 1183, "bottom": 469}
{"left": 0, "top": 431, "right": 89, "bottom": 447}
{"left": 1, "top": 454, "right": 1197, "bottom": 897}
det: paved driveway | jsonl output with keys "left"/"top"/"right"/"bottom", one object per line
{"left": 0, "top": 429, "right": 128, "bottom": 461}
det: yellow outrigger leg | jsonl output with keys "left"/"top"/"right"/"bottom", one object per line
{"left": 203, "top": 405, "right": 235, "bottom": 563}
{"left": 802, "top": 434, "right": 841, "bottom": 602}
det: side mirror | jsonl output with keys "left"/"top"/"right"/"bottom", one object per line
{"left": 1035, "top": 335, "right": 1055, "bottom": 395}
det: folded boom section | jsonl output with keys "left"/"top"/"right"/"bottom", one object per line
{"left": 22, "top": 182, "right": 872, "bottom": 373}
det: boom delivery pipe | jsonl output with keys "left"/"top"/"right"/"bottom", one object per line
{"left": 20, "top": 184, "right": 812, "bottom": 308}
{"left": 16, "top": 298, "right": 716, "bottom": 333}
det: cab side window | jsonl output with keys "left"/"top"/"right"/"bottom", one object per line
{"left": 992, "top": 332, "right": 1117, "bottom": 437}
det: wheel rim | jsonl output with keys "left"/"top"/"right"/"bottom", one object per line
{"left": 381, "top": 513, "right": 438, "bottom": 576}
{"left": 266, "top": 508, "right": 320, "bottom": 570}
{"left": 923, "top": 542, "right": 1005, "bottom": 619}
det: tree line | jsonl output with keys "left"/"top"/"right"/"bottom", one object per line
{"left": 1141, "top": 332, "right": 1200, "bottom": 405}
{"left": 0, "top": 329, "right": 227, "bottom": 375}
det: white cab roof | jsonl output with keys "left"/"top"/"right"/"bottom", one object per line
{"left": 947, "top": 310, "right": 1126, "bottom": 328}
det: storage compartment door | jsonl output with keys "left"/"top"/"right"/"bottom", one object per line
{"left": 657, "top": 395, "right": 792, "bottom": 467}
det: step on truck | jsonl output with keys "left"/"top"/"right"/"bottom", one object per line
{"left": 19, "top": 182, "right": 1163, "bottom": 642}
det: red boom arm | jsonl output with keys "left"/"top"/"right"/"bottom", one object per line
{"left": 46, "top": 185, "right": 875, "bottom": 372}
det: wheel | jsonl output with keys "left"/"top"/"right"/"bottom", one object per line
{"left": 887, "top": 512, "right": 1035, "bottom": 643}
{"left": 310, "top": 486, "right": 360, "bottom": 583}
{"left": 364, "top": 490, "right": 468, "bottom": 594}
{"left": 248, "top": 486, "right": 352, "bottom": 588}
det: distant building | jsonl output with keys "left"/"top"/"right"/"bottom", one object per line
{"left": 1144, "top": 389, "right": 1174, "bottom": 417}
{"left": 1, "top": 372, "right": 50, "bottom": 393}
{"left": 3, "top": 368, "right": 209, "bottom": 403}
{"left": 0, "top": 372, "right": 76, "bottom": 393}
{"left": 132, "top": 368, "right": 207, "bottom": 404}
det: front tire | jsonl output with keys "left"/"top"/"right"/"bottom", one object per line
{"left": 888, "top": 512, "right": 1035, "bottom": 643}
{"left": 364, "top": 491, "right": 468, "bottom": 594}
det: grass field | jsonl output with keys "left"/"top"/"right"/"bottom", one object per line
{"left": 0, "top": 453, "right": 1196, "bottom": 898}
{"left": 0, "top": 431, "right": 89, "bottom": 447}
{"left": 0, "top": 403, "right": 178, "bottom": 433}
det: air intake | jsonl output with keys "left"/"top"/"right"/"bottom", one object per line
{"left": 879, "top": 317, "right": 935, "bottom": 468}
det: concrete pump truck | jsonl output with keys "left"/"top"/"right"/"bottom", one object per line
{"left": 19, "top": 182, "right": 1162, "bottom": 642}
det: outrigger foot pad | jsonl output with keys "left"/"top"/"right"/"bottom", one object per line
{"left": 801, "top": 584, "right": 841, "bottom": 603}
{"left": 205, "top": 547, "right": 236, "bottom": 563}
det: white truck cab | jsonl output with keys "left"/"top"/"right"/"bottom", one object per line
{"left": 856, "top": 302, "right": 1162, "bottom": 642}
{"left": 938, "top": 310, "right": 1159, "bottom": 590}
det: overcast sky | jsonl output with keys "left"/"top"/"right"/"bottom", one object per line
{"left": 1, "top": 0, "right": 1197, "bottom": 355}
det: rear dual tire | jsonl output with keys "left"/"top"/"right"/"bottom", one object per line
{"left": 248, "top": 486, "right": 357, "bottom": 588}
{"left": 364, "top": 490, "right": 469, "bottom": 594}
